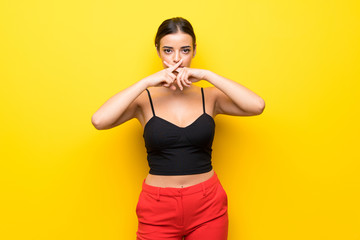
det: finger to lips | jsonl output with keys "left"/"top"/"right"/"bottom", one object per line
{"left": 173, "top": 68, "right": 181, "bottom": 73}
{"left": 172, "top": 61, "right": 183, "bottom": 73}
{"left": 163, "top": 60, "right": 184, "bottom": 90}
{"left": 164, "top": 59, "right": 183, "bottom": 72}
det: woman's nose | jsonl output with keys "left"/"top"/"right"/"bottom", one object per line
{"left": 173, "top": 51, "right": 181, "bottom": 62}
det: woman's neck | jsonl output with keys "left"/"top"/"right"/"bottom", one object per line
{"left": 166, "top": 84, "right": 193, "bottom": 95}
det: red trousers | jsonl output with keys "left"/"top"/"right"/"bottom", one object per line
{"left": 135, "top": 171, "right": 228, "bottom": 240}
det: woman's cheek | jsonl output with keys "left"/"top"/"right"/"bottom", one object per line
{"left": 183, "top": 56, "right": 193, "bottom": 67}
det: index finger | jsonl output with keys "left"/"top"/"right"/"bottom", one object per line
{"left": 165, "top": 59, "right": 183, "bottom": 72}
{"left": 164, "top": 61, "right": 183, "bottom": 73}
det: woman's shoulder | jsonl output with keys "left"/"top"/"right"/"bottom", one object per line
{"left": 202, "top": 86, "right": 219, "bottom": 100}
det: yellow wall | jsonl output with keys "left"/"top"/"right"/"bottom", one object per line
{"left": 1, "top": 0, "right": 359, "bottom": 239}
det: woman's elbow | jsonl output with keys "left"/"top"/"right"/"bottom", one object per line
{"left": 91, "top": 114, "right": 108, "bottom": 130}
{"left": 254, "top": 98, "right": 265, "bottom": 115}
{"left": 259, "top": 98, "right": 265, "bottom": 114}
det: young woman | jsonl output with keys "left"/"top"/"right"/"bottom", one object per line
{"left": 91, "top": 17, "right": 265, "bottom": 240}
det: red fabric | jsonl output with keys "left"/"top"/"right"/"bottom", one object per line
{"left": 136, "top": 171, "right": 228, "bottom": 240}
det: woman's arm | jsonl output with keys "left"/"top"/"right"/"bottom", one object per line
{"left": 91, "top": 79, "right": 148, "bottom": 130}
{"left": 91, "top": 60, "right": 183, "bottom": 130}
{"left": 204, "top": 70, "right": 265, "bottom": 117}
{"left": 168, "top": 62, "right": 265, "bottom": 116}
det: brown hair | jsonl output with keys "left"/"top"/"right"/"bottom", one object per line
{"left": 154, "top": 17, "right": 196, "bottom": 51}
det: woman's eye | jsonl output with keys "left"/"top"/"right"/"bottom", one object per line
{"left": 163, "top": 49, "right": 190, "bottom": 54}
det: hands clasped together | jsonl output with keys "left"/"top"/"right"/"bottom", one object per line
{"left": 146, "top": 59, "right": 207, "bottom": 91}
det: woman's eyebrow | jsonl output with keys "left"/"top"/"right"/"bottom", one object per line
{"left": 162, "top": 46, "right": 191, "bottom": 49}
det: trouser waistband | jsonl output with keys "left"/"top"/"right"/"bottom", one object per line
{"left": 141, "top": 171, "right": 219, "bottom": 200}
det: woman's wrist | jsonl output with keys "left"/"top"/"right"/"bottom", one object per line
{"left": 203, "top": 70, "right": 214, "bottom": 83}
{"left": 140, "top": 75, "right": 153, "bottom": 89}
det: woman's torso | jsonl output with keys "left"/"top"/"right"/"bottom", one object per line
{"left": 138, "top": 85, "right": 216, "bottom": 188}
{"left": 145, "top": 169, "right": 215, "bottom": 188}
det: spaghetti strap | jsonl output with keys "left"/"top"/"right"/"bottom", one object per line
{"left": 145, "top": 89, "right": 156, "bottom": 116}
{"left": 201, "top": 87, "right": 206, "bottom": 114}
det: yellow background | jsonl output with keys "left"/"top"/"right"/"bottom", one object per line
{"left": 1, "top": 0, "right": 359, "bottom": 239}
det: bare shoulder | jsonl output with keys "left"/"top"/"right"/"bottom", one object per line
{"left": 202, "top": 86, "right": 218, "bottom": 117}
{"left": 203, "top": 86, "right": 219, "bottom": 99}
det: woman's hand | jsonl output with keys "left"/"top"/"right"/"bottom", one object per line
{"left": 164, "top": 61, "right": 208, "bottom": 91}
{"left": 144, "top": 59, "right": 183, "bottom": 91}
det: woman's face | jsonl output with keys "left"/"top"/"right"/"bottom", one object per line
{"left": 157, "top": 31, "right": 196, "bottom": 69}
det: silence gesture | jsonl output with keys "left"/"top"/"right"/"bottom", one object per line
{"left": 163, "top": 60, "right": 207, "bottom": 91}
{"left": 145, "top": 59, "right": 183, "bottom": 91}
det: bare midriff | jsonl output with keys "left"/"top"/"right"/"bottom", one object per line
{"left": 144, "top": 169, "right": 215, "bottom": 188}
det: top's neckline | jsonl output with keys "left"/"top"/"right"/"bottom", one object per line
{"left": 144, "top": 113, "right": 214, "bottom": 131}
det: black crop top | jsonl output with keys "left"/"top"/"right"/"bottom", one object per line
{"left": 143, "top": 87, "right": 215, "bottom": 175}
